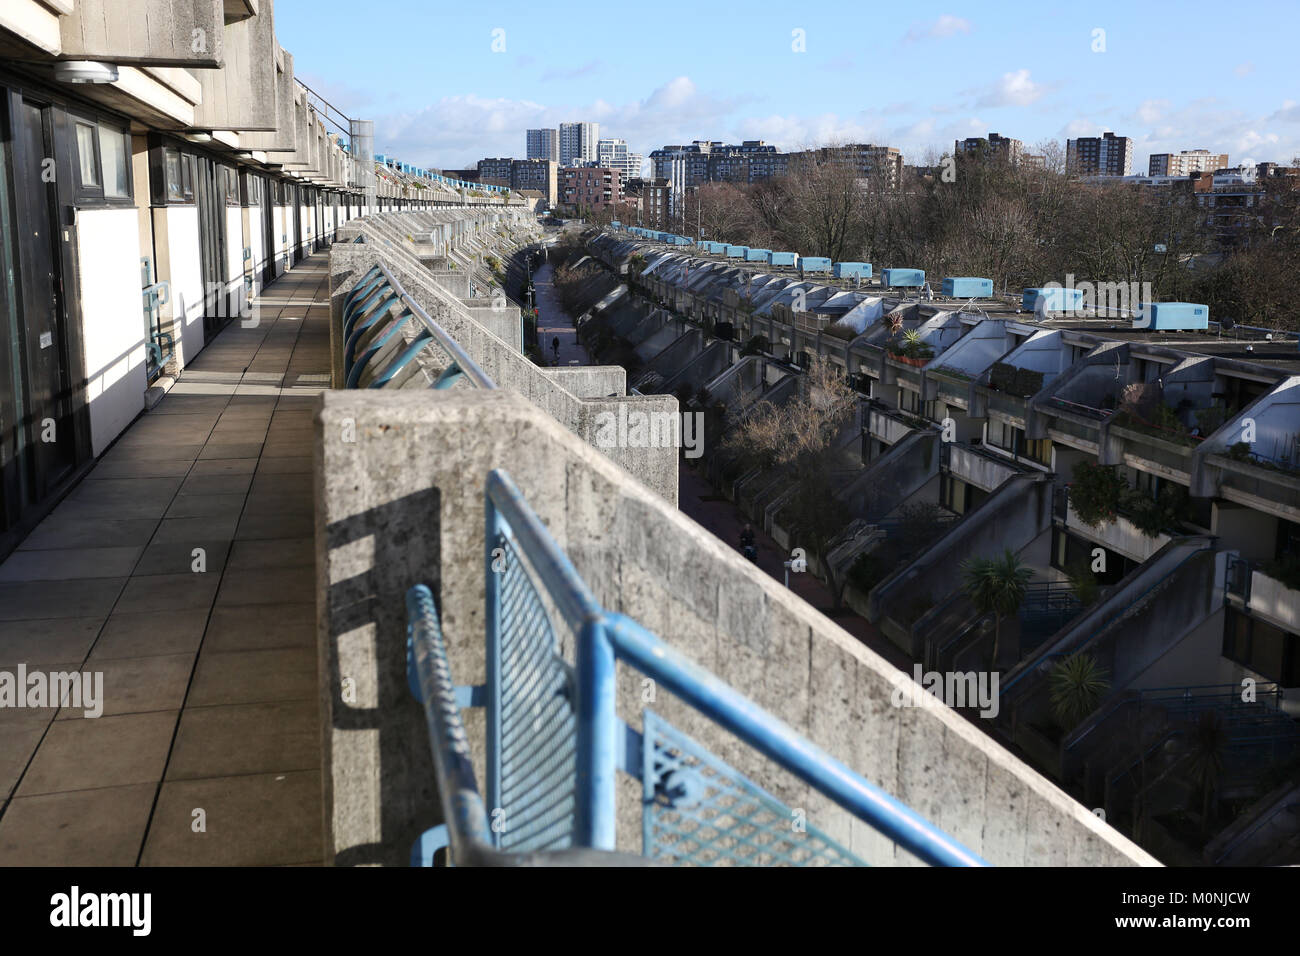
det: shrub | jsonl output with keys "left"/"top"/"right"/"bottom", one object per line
{"left": 1069, "top": 461, "right": 1126, "bottom": 527}
{"left": 1050, "top": 653, "right": 1110, "bottom": 730}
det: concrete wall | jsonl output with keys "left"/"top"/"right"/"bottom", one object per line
{"left": 328, "top": 223, "right": 679, "bottom": 503}
{"left": 543, "top": 366, "right": 626, "bottom": 398}
{"left": 314, "top": 389, "right": 1157, "bottom": 867}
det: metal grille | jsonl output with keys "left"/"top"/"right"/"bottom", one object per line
{"left": 641, "top": 711, "right": 865, "bottom": 867}
{"left": 494, "top": 531, "right": 577, "bottom": 852}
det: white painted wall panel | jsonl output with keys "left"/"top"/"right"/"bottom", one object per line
{"left": 157, "top": 205, "right": 205, "bottom": 370}
{"left": 74, "top": 208, "right": 147, "bottom": 455}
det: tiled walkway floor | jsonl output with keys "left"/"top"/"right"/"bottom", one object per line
{"left": 0, "top": 254, "right": 330, "bottom": 866}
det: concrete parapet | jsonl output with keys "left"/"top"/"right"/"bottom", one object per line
{"left": 314, "top": 389, "right": 1158, "bottom": 867}
{"left": 329, "top": 222, "right": 679, "bottom": 502}
{"left": 542, "top": 365, "right": 626, "bottom": 398}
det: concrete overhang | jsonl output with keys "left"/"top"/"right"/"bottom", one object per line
{"left": 195, "top": 0, "right": 278, "bottom": 130}
{"left": 224, "top": 0, "right": 259, "bottom": 23}
{"left": 57, "top": 0, "right": 226, "bottom": 68}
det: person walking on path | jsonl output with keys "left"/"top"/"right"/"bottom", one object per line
{"left": 551, "top": 336, "right": 560, "bottom": 363}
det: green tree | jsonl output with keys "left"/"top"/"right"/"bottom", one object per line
{"left": 960, "top": 548, "right": 1033, "bottom": 668}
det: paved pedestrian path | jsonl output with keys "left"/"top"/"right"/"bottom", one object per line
{"left": 0, "top": 255, "right": 330, "bottom": 866}
{"left": 532, "top": 261, "right": 592, "bottom": 367}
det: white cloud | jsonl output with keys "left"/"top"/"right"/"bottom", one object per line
{"left": 905, "top": 15, "right": 973, "bottom": 43}
{"left": 1133, "top": 99, "right": 1170, "bottom": 124}
{"left": 975, "top": 69, "right": 1046, "bottom": 108}
{"left": 371, "top": 76, "right": 752, "bottom": 168}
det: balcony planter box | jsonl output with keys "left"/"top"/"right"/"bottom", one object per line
{"left": 885, "top": 352, "right": 930, "bottom": 368}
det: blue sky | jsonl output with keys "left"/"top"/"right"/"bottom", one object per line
{"left": 278, "top": 0, "right": 1300, "bottom": 174}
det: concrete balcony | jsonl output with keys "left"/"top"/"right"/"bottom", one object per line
{"left": 946, "top": 442, "right": 1021, "bottom": 493}
{"left": 1201, "top": 453, "right": 1300, "bottom": 525}
{"left": 867, "top": 405, "right": 916, "bottom": 445}
{"left": 58, "top": 0, "right": 226, "bottom": 67}
{"left": 1247, "top": 568, "right": 1300, "bottom": 634}
{"left": 1064, "top": 499, "right": 1171, "bottom": 564}
{"left": 1101, "top": 417, "right": 1201, "bottom": 482}
{"left": 1041, "top": 398, "right": 1106, "bottom": 453}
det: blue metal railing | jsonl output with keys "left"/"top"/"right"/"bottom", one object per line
{"left": 406, "top": 468, "right": 989, "bottom": 867}
{"left": 341, "top": 263, "right": 494, "bottom": 390}
{"left": 141, "top": 258, "right": 173, "bottom": 382}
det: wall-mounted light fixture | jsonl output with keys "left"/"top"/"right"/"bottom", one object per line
{"left": 53, "top": 60, "right": 119, "bottom": 84}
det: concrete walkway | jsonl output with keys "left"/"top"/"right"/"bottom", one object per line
{"left": 532, "top": 261, "right": 592, "bottom": 367}
{"left": 0, "top": 254, "right": 330, "bottom": 866}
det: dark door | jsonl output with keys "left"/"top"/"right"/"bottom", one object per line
{"left": 11, "top": 96, "right": 75, "bottom": 502}
{"left": 292, "top": 185, "right": 303, "bottom": 263}
{"left": 260, "top": 173, "right": 275, "bottom": 284}
{"left": 195, "top": 155, "right": 228, "bottom": 341}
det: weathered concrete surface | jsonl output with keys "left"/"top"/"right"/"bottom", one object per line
{"left": 315, "top": 388, "right": 1158, "bottom": 867}
{"left": 329, "top": 231, "right": 679, "bottom": 503}
{"left": 542, "top": 366, "right": 626, "bottom": 398}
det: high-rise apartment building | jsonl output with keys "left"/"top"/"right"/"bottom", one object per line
{"left": 803, "top": 143, "right": 904, "bottom": 187}
{"left": 526, "top": 128, "right": 559, "bottom": 163}
{"left": 559, "top": 121, "right": 599, "bottom": 166}
{"left": 1148, "top": 149, "right": 1230, "bottom": 177}
{"left": 1067, "top": 132, "right": 1133, "bottom": 176}
{"left": 954, "top": 132, "right": 1024, "bottom": 165}
{"left": 476, "top": 157, "right": 559, "bottom": 206}
{"left": 650, "top": 140, "right": 902, "bottom": 188}
{"left": 596, "top": 139, "right": 642, "bottom": 193}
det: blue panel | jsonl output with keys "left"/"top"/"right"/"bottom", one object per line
{"left": 943, "top": 277, "right": 993, "bottom": 297}
{"left": 744, "top": 248, "right": 771, "bottom": 261}
{"left": 1135, "top": 302, "right": 1209, "bottom": 330}
{"left": 767, "top": 251, "right": 797, "bottom": 267}
{"left": 725, "top": 245, "right": 748, "bottom": 258}
{"left": 834, "top": 262, "right": 872, "bottom": 279}
{"left": 800, "top": 256, "right": 832, "bottom": 273}
{"left": 883, "top": 268, "right": 925, "bottom": 287}
{"left": 1022, "top": 287, "right": 1084, "bottom": 312}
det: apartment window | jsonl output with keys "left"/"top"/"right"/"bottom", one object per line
{"left": 242, "top": 171, "right": 262, "bottom": 207}
{"left": 224, "top": 167, "right": 240, "bottom": 206}
{"left": 1026, "top": 437, "right": 1052, "bottom": 466}
{"left": 71, "top": 113, "right": 131, "bottom": 201}
{"left": 99, "top": 125, "right": 129, "bottom": 198}
{"left": 74, "top": 121, "right": 99, "bottom": 188}
{"left": 156, "top": 146, "right": 195, "bottom": 203}
{"left": 899, "top": 388, "right": 920, "bottom": 414}
{"left": 1223, "top": 608, "right": 1300, "bottom": 687}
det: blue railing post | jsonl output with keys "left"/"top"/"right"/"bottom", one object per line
{"left": 485, "top": 496, "right": 504, "bottom": 847}
{"left": 575, "top": 619, "right": 617, "bottom": 850}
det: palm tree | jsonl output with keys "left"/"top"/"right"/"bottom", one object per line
{"left": 1049, "top": 653, "right": 1110, "bottom": 729}
{"left": 1187, "top": 711, "right": 1226, "bottom": 837}
{"left": 960, "top": 549, "right": 1032, "bottom": 667}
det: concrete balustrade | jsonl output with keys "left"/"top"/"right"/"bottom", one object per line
{"left": 314, "top": 389, "right": 1158, "bottom": 866}
{"left": 329, "top": 213, "right": 680, "bottom": 502}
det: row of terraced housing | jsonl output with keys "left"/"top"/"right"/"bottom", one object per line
{"left": 0, "top": 0, "right": 520, "bottom": 554}
{"left": 586, "top": 224, "right": 1300, "bottom": 864}
{"left": 310, "top": 202, "right": 1161, "bottom": 866}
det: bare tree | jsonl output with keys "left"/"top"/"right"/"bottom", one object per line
{"left": 725, "top": 356, "right": 857, "bottom": 605}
